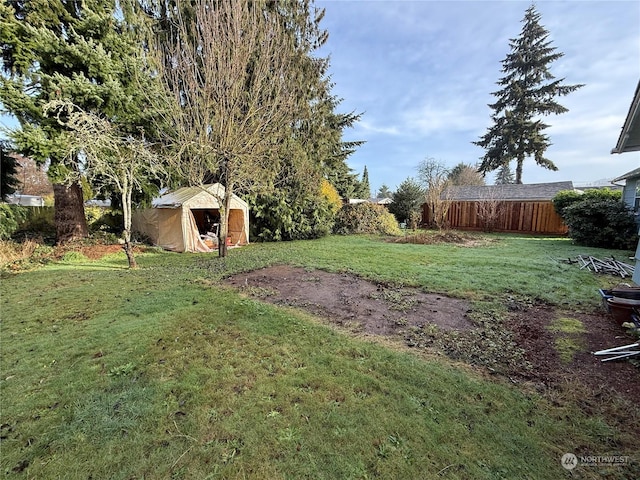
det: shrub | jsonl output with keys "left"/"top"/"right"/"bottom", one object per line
{"left": 249, "top": 188, "right": 335, "bottom": 242}
{"left": 584, "top": 188, "right": 623, "bottom": 201}
{"left": 320, "top": 179, "right": 342, "bottom": 215}
{"left": 86, "top": 207, "right": 123, "bottom": 234}
{"left": 562, "top": 197, "right": 638, "bottom": 249}
{"left": 0, "top": 238, "right": 54, "bottom": 272}
{"left": 0, "top": 238, "right": 37, "bottom": 264}
{"left": 333, "top": 203, "right": 402, "bottom": 236}
{"left": 13, "top": 206, "right": 56, "bottom": 241}
{"left": 552, "top": 188, "right": 622, "bottom": 216}
{"left": 0, "top": 204, "right": 28, "bottom": 240}
{"left": 552, "top": 190, "right": 583, "bottom": 216}
{"left": 388, "top": 177, "right": 424, "bottom": 224}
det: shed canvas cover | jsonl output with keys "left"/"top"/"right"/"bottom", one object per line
{"left": 133, "top": 184, "right": 249, "bottom": 252}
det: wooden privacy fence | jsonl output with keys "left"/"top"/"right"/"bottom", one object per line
{"left": 422, "top": 200, "right": 568, "bottom": 235}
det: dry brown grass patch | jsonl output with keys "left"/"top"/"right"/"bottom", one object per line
{"left": 0, "top": 238, "right": 40, "bottom": 265}
{"left": 391, "top": 230, "right": 492, "bottom": 247}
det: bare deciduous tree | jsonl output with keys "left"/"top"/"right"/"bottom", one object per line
{"left": 46, "top": 101, "right": 166, "bottom": 268}
{"left": 448, "top": 162, "right": 485, "bottom": 186}
{"left": 156, "top": 0, "right": 307, "bottom": 256}
{"left": 13, "top": 154, "right": 53, "bottom": 198}
{"left": 476, "top": 188, "right": 504, "bottom": 232}
{"left": 418, "top": 158, "right": 451, "bottom": 230}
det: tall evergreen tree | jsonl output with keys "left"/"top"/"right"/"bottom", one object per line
{"left": 494, "top": 163, "right": 515, "bottom": 185}
{"left": 377, "top": 184, "right": 392, "bottom": 199}
{"left": 474, "top": 5, "right": 583, "bottom": 184}
{"left": 0, "top": 0, "right": 156, "bottom": 243}
{"left": 358, "top": 165, "right": 371, "bottom": 199}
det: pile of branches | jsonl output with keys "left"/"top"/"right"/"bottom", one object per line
{"left": 568, "top": 255, "right": 636, "bottom": 278}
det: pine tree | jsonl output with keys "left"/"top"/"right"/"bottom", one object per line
{"left": 358, "top": 166, "right": 371, "bottom": 199}
{"left": 389, "top": 177, "right": 424, "bottom": 224}
{"left": 0, "top": 1, "right": 156, "bottom": 243}
{"left": 494, "top": 163, "right": 515, "bottom": 185}
{"left": 377, "top": 184, "right": 392, "bottom": 199}
{"left": 325, "top": 162, "right": 361, "bottom": 200}
{"left": 474, "top": 5, "right": 583, "bottom": 184}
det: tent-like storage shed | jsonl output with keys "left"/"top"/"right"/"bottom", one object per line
{"left": 133, "top": 184, "right": 249, "bottom": 252}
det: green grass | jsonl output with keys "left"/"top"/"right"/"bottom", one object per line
{"left": 1, "top": 234, "right": 637, "bottom": 479}
{"left": 186, "top": 233, "right": 628, "bottom": 307}
{"left": 547, "top": 317, "right": 588, "bottom": 363}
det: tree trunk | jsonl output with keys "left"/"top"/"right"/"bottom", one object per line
{"left": 121, "top": 183, "right": 137, "bottom": 269}
{"left": 122, "top": 240, "right": 137, "bottom": 269}
{"left": 53, "top": 181, "right": 88, "bottom": 244}
{"left": 218, "top": 187, "right": 234, "bottom": 258}
{"left": 515, "top": 154, "right": 524, "bottom": 184}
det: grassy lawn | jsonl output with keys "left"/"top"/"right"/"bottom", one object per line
{"left": 1, "top": 233, "right": 637, "bottom": 479}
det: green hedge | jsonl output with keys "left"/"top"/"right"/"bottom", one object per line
{"left": 249, "top": 190, "right": 335, "bottom": 242}
{"left": 562, "top": 197, "right": 637, "bottom": 250}
{"left": 0, "top": 204, "right": 28, "bottom": 240}
{"left": 552, "top": 188, "right": 622, "bottom": 216}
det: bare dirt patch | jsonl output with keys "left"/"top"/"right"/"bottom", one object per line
{"left": 227, "top": 265, "right": 639, "bottom": 405}
{"left": 507, "top": 305, "right": 640, "bottom": 403}
{"left": 227, "top": 265, "right": 474, "bottom": 335}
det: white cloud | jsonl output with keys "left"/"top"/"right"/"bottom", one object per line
{"left": 356, "top": 120, "right": 402, "bottom": 136}
{"left": 402, "top": 99, "right": 481, "bottom": 136}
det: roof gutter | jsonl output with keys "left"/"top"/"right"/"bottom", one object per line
{"left": 611, "top": 80, "right": 640, "bottom": 154}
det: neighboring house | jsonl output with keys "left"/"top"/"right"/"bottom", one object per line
{"left": 85, "top": 198, "right": 112, "bottom": 208}
{"left": 5, "top": 193, "right": 45, "bottom": 207}
{"left": 611, "top": 80, "right": 640, "bottom": 155}
{"left": 574, "top": 179, "right": 623, "bottom": 193}
{"left": 371, "top": 197, "right": 393, "bottom": 206}
{"left": 611, "top": 79, "right": 640, "bottom": 284}
{"left": 612, "top": 167, "right": 640, "bottom": 215}
{"left": 422, "top": 181, "right": 574, "bottom": 234}
{"left": 347, "top": 197, "right": 393, "bottom": 206}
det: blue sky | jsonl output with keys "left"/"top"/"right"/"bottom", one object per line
{"left": 1, "top": 1, "right": 638, "bottom": 195}
{"left": 316, "top": 0, "right": 640, "bottom": 194}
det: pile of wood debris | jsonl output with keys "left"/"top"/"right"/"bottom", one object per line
{"left": 565, "top": 255, "right": 636, "bottom": 278}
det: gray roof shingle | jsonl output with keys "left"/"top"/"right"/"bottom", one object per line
{"left": 442, "top": 181, "right": 574, "bottom": 201}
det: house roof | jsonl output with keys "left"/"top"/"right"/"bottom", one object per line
{"left": 5, "top": 193, "right": 45, "bottom": 207}
{"left": 612, "top": 166, "right": 640, "bottom": 183}
{"left": 612, "top": 80, "right": 640, "bottom": 154}
{"left": 442, "top": 181, "right": 574, "bottom": 201}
